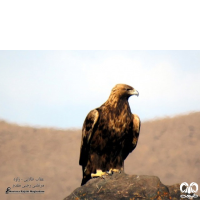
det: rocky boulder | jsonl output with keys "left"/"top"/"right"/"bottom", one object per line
{"left": 64, "top": 172, "right": 188, "bottom": 200}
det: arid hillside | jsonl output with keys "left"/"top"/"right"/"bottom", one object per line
{"left": 1, "top": 112, "right": 200, "bottom": 200}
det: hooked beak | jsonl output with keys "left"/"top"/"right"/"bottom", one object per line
{"left": 131, "top": 89, "right": 139, "bottom": 97}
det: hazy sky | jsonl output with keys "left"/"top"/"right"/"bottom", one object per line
{"left": 0, "top": 51, "right": 200, "bottom": 128}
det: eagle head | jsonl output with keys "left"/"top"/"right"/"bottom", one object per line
{"left": 111, "top": 84, "right": 139, "bottom": 99}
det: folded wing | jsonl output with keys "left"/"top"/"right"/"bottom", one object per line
{"left": 79, "top": 109, "right": 99, "bottom": 166}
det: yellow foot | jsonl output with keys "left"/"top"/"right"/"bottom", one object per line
{"left": 107, "top": 168, "right": 121, "bottom": 174}
{"left": 91, "top": 170, "right": 108, "bottom": 178}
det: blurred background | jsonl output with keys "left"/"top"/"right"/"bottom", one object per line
{"left": 1, "top": 50, "right": 200, "bottom": 199}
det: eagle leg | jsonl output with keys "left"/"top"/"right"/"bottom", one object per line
{"left": 91, "top": 170, "right": 108, "bottom": 178}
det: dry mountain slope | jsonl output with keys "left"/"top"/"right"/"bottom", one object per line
{"left": 0, "top": 112, "right": 200, "bottom": 200}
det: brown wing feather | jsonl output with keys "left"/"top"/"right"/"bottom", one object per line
{"left": 79, "top": 109, "right": 99, "bottom": 166}
{"left": 132, "top": 114, "right": 141, "bottom": 147}
{"left": 122, "top": 114, "right": 141, "bottom": 161}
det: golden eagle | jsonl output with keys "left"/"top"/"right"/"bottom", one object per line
{"left": 79, "top": 84, "right": 141, "bottom": 186}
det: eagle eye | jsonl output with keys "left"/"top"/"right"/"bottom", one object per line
{"left": 126, "top": 88, "right": 132, "bottom": 91}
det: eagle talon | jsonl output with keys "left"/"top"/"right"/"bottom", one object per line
{"left": 106, "top": 172, "right": 113, "bottom": 176}
{"left": 106, "top": 170, "right": 113, "bottom": 175}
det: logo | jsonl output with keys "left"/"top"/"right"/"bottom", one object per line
{"left": 5, "top": 187, "right": 11, "bottom": 194}
{"left": 180, "top": 182, "right": 198, "bottom": 199}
